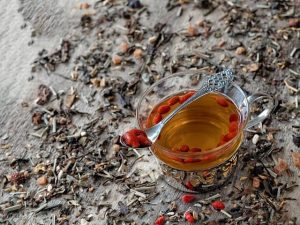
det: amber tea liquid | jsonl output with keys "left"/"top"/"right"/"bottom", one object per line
{"left": 147, "top": 91, "right": 243, "bottom": 171}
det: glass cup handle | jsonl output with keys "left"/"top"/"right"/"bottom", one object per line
{"left": 245, "top": 93, "right": 275, "bottom": 129}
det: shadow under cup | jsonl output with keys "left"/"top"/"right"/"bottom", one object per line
{"left": 136, "top": 70, "right": 273, "bottom": 192}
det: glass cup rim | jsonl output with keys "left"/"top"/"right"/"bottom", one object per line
{"left": 136, "top": 70, "right": 249, "bottom": 156}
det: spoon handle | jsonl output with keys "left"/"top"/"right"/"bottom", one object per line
{"left": 160, "top": 69, "right": 234, "bottom": 126}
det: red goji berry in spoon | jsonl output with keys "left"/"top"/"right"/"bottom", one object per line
{"left": 167, "top": 96, "right": 179, "bottom": 106}
{"left": 157, "top": 105, "right": 171, "bottom": 114}
{"left": 122, "top": 129, "right": 151, "bottom": 148}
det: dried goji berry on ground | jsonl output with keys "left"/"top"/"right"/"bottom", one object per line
{"left": 185, "top": 212, "right": 195, "bottom": 223}
{"left": 185, "top": 181, "right": 194, "bottom": 190}
{"left": 182, "top": 194, "right": 196, "bottom": 204}
{"left": 155, "top": 215, "right": 165, "bottom": 225}
{"left": 212, "top": 200, "right": 225, "bottom": 210}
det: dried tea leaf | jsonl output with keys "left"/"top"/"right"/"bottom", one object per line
{"left": 291, "top": 152, "right": 300, "bottom": 169}
{"left": 252, "top": 177, "right": 260, "bottom": 188}
{"left": 235, "top": 46, "right": 246, "bottom": 55}
{"left": 33, "top": 163, "right": 47, "bottom": 174}
{"left": 274, "top": 158, "right": 289, "bottom": 174}
{"left": 36, "top": 84, "right": 52, "bottom": 105}
{"left": 65, "top": 93, "right": 76, "bottom": 108}
{"left": 247, "top": 63, "right": 260, "bottom": 72}
{"left": 32, "top": 112, "right": 43, "bottom": 125}
{"left": 91, "top": 78, "right": 101, "bottom": 87}
{"left": 118, "top": 201, "right": 129, "bottom": 215}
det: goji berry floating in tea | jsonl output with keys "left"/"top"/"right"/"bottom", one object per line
{"left": 122, "top": 129, "right": 151, "bottom": 148}
{"left": 215, "top": 96, "right": 229, "bottom": 107}
{"left": 179, "top": 145, "right": 189, "bottom": 152}
{"left": 146, "top": 92, "right": 241, "bottom": 171}
{"left": 189, "top": 147, "right": 202, "bottom": 152}
{"left": 229, "top": 113, "right": 239, "bottom": 122}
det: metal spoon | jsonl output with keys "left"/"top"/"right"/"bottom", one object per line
{"left": 121, "top": 69, "right": 234, "bottom": 148}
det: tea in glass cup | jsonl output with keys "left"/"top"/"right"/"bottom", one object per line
{"left": 136, "top": 70, "right": 274, "bottom": 192}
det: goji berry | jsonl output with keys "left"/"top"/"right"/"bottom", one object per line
{"left": 180, "top": 145, "right": 189, "bottom": 152}
{"left": 123, "top": 132, "right": 136, "bottom": 146}
{"left": 223, "top": 130, "right": 237, "bottom": 142}
{"left": 215, "top": 96, "right": 229, "bottom": 107}
{"left": 123, "top": 129, "right": 151, "bottom": 148}
{"left": 184, "top": 158, "right": 201, "bottom": 163}
{"left": 158, "top": 105, "right": 171, "bottom": 114}
{"left": 229, "top": 113, "right": 239, "bottom": 122}
{"left": 211, "top": 200, "right": 225, "bottom": 210}
{"left": 153, "top": 113, "right": 162, "bottom": 124}
{"left": 190, "top": 147, "right": 202, "bottom": 152}
{"left": 170, "top": 156, "right": 184, "bottom": 163}
{"left": 229, "top": 121, "right": 238, "bottom": 132}
{"left": 185, "top": 181, "right": 194, "bottom": 190}
{"left": 218, "top": 138, "right": 227, "bottom": 147}
{"left": 201, "top": 153, "right": 216, "bottom": 162}
{"left": 185, "top": 212, "right": 195, "bottom": 223}
{"left": 137, "top": 135, "right": 152, "bottom": 147}
{"left": 155, "top": 215, "right": 165, "bottom": 225}
{"left": 128, "top": 128, "right": 146, "bottom": 136}
{"left": 182, "top": 194, "right": 196, "bottom": 203}
{"left": 179, "top": 91, "right": 195, "bottom": 104}
{"left": 168, "top": 96, "right": 179, "bottom": 106}
{"left": 131, "top": 138, "right": 140, "bottom": 148}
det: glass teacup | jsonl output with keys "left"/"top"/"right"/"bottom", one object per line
{"left": 136, "top": 69, "right": 274, "bottom": 192}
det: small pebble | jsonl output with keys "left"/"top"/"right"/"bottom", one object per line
{"left": 119, "top": 42, "right": 129, "bottom": 53}
{"left": 47, "top": 184, "right": 53, "bottom": 192}
{"left": 112, "top": 55, "right": 122, "bottom": 65}
{"left": 187, "top": 25, "right": 198, "bottom": 36}
{"left": 37, "top": 176, "right": 48, "bottom": 186}
{"left": 112, "top": 144, "right": 121, "bottom": 153}
{"left": 235, "top": 46, "right": 246, "bottom": 55}
{"left": 288, "top": 18, "right": 300, "bottom": 28}
{"left": 252, "top": 134, "right": 259, "bottom": 145}
{"left": 148, "top": 36, "right": 157, "bottom": 44}
{"left": 252, "top": 177, "right": 260, "bottom": 188}
{"left": 247, "top": 63, "right": 260, "bottom": 72}
{"left": 79, "top": 3, "right": 90, "bottom": 9}
{"left": 133, "top": 48, "right": 143, "bottom": 59}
